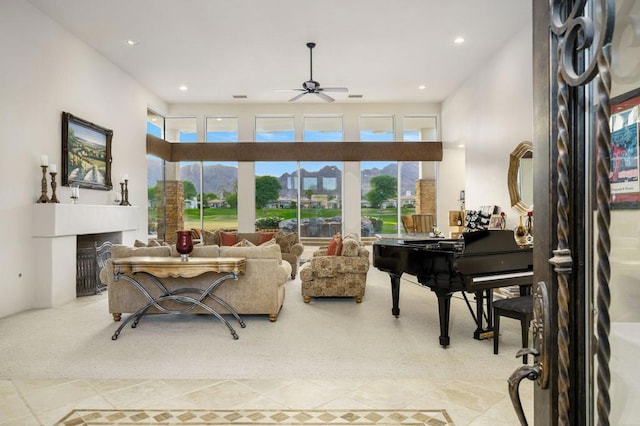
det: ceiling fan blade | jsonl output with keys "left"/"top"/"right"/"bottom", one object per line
{"left": 275, "top": 89, "right": 304, "bottom": 92}
{"left": 319, "top": 87, "right": 348, "bottom": 92}
{"left": 315, "top": 91, "right": 335, "bottom": 102}
{"left": 288, "top": 92, "right": 308, "bottom": 102}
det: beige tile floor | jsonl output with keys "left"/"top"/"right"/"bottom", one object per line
{"left": 1, "top": 376, "right": 533, "bottom": 425}
{"left": 0, "top": 246, "right": 534, "bottom": 425}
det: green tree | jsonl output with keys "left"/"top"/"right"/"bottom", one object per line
{"left": 255, "top": 175, "right": 282, "bottom": 209}
{"left": 224, "top": 190, "right": 238, "bottom": 208}
{"left": 203, "top": 192, "right": 218, "bottom": 205}
{"left": 148, "top": 185, "right": 157, "bottom": 205}
{"left": 182, "top": 180, "right": 197, "bottom": 201}
{"left": 304, "top": 189, "right": 314, "bottom": 202}
{"left": 366, "top": 175, "right": 397, "bottom": 208}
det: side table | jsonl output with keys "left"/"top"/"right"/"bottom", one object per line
{"left": 111, "top": 256, "right": 246, "bottom": 340}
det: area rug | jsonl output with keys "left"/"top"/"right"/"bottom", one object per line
{"left": 56, "top": 409, "right": 454, "bottom": 425}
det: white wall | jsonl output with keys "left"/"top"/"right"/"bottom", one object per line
{"left": 441, "top": 22, "right": 533, "bottom": 229}
{"left": 0, "top": 0, "right": 166, "bottom": 318}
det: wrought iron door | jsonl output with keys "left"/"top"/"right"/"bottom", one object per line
{"left": 509, "top": 1, "right": 626, "bottom": 425}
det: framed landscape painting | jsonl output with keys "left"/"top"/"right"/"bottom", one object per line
{"left": 61, "top": 112, "right": 113, "bottom": 190}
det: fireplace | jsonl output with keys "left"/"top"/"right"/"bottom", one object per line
{"left": 76, "top": 232, "right": 121, "bottom": 296}
{"left": 32, "top": 204, "right": 139, "bottom": 307}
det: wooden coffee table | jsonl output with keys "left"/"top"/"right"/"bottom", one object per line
{"left": 111, "top": 256, "right": 246, "bottom": 340}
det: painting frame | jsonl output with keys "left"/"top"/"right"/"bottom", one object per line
{"left": 61, "top": 112, "right": 113, "bottom": 191}
{"left": 610, "top": 87, "right": 640, "bottom": 209}
{"left": 488, "top": 214, "right": 505, "bottom": 230}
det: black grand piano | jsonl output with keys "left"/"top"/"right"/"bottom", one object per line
{"left": 373, "top": 230, "right": 533, "bottom": 347}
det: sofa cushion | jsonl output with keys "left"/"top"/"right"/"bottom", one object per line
{"left": 220, "top": 231, "right": 238, "bottom": 246}
{"left": 219, "top": 242, "right": 282, "bottom": 260}
{"left": 258, "top": 232, "right": 275, "bottom": 245}
{"left": 111, "top": 245, "right": 171, "bottom": 258}
{"left": 341, "top": 236, "right": 360, "bottom": 257}
{"left": 134, "top": 239, "right": 147, "bottom": 247}
{"left": 326, "top": 233, "right": 343, "bottom": 256}
{"left": 309, "top": 256, "right": 338, "bottom": 277}
{"left": 190, "top": 245, "right": 220, "bottom": 257}
{"left": 201, "top": 229, "right": 219, "bottom": 246}
{"left": 233, "top": 239, "right": 255, "bottom": 247}
{"left": 275, "top": 231, "right": 297, "bottom": 253}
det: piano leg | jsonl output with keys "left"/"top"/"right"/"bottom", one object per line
{"left": 434, "top": 290, "right": 454, "bottom": 347}
{"left": 473, "top": 289, "right": 495, "bottom": 340}
{"left": 390, "top": 273, "right": 401, "bottom": 317}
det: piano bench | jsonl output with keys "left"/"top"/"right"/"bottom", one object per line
{"left": 492, "top": 294, "right": 534, "bottom": 364}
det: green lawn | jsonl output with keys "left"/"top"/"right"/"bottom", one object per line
{"left": 152, "top": 207, "right": 415, "bottom": 234}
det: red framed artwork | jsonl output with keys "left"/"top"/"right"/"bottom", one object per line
{"left": 610, "top": 88, "right": 640, "bottom": 209}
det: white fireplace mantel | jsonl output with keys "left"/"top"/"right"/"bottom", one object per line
{"left": 32, "top": 204, "right": 139, "bottom": 237}
{"left": 32, "top": 204, "right": 140, "bottom": 308}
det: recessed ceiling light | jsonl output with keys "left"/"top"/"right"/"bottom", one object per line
{"left": 454, "top": 37, "right": 465, "bottom": 45}
{"left": 458, "top": 144, "right": 465, "bottom": 148}
{"left": 179, "top": 85, "right": 188, "bottom": 91}
{"left": 418, "top": 85, "right": 426, "bottom": 90}
{"left": 127, "top": 39, "right": 139, "bottom": 46}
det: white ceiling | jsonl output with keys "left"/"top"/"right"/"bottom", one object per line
{"left": 27, "top": 0, "right": 531, "bottom": 105}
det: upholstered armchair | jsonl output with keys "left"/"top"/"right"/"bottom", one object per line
{"left": 299, "top": 234, "right": 370, "bottom": 303}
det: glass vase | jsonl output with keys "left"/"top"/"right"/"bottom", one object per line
{"left": 176, "top": 230, "right": 194, "bottom": 261}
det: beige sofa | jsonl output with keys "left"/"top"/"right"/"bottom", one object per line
{"left": 299, "top": 234, "right": 370, "bottom": 303}
{"left": 201, "top": 229, "right": 303, "bottom": 279}
{"left": 100, "top": 242, "right": 292, "bottom": 323}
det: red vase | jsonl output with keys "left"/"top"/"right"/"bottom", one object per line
{"left": 176, "top": 230, "right": 193, "bottom": 261}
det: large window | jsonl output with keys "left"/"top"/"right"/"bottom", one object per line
{"left": 300, "top": 116, "right": 344, "bottom": 237}
{"left": 164, "top": 117, "right": 199, "bottom": 238}
{"left": 360, "top": 115, "right": 397, "bottom": 235}
{"left": 146, "top": 109, "right": 164, "bottom": 238}
{"left": 204, "top": 117, "right": 239, "bottom": 230}
{"left": 255, "top": 116, "right": 296, "bottom": 232}
{"left": 358, "top": 115, "right": 437, "bottom": 236}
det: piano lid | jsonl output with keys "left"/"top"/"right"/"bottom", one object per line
{"left": 462, "top": 230, "right": 529, "bottom": 255}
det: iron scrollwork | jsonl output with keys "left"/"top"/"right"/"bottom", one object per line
{"left": 549, "top": 0, "right": 614, "bottom": 425}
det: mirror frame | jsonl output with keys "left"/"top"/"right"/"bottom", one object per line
{"left": 508, "top": 140, "right": 533, "bottom": 214}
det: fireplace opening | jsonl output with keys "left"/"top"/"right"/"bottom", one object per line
{"left": 76, "top": 232, "right": 121, "bottom": 297}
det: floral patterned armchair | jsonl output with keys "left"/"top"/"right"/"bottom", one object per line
{"left": 300, "top": 234, "right": 370, "bottom": 303}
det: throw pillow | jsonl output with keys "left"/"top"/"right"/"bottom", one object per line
{"left": 133, "top": 239, "right": 147, "bottom": 247}
{"left": 261, "top": 238, "right": 277, "bottom": 247}
{"left": 232, "top": 239, "right": 255, "bottom": 247}
{"left": 219, "top": 231, "right": 238, "bottom": 246}
{"left": 258, "top": 232, "right": 275, "bottom": 245}
{"left": 190, "top": 228, "right": 201, "bottom": 240}
{"left": 147, "top": 239, "right": 162, "bottom": 247}
{"left": 201, "top": 229, "right": 219, "bottom": 246}
{"left": 275, "top": 231, "right": 297, "bottom": 253}
{"left": 326, "top": 233, "right": 343, "bottom": 256}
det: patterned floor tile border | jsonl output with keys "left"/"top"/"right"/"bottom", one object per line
{"left": 56, "top": 409, "right": 454, "bottom": 425}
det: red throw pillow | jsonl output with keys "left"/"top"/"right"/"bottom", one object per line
{"left": 326, "top": 233, "right": 343, "bottom": 256}
{"left": 258, "top": 232, "right": 275, "bottom": 245}
{"left": 219, "top": 231, "right": 238, "bottom": 246}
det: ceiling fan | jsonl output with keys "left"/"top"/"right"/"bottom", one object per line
{"left": 277, "top": 42, "right": 348, "bottom": 103}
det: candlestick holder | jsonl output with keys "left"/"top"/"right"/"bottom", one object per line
{"left": 123, "top": 179, "right": 131, "bottom": 206}
{"left": 37, "top": 165, "right": 49, "bottom": 203}
{"left": 70, "top": 185, "right": 79, "bottom": 204}
{"left": 119, "top": 182, "right": 126, "bottom": 206}
{"left": 49, "top": 172, "right": 60, "bottom": 203}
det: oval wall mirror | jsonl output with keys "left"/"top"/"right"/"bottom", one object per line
{"left": 508, "top": 141, "right": 534, "bottom": 214}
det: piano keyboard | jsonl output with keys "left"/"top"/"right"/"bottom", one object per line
{"left": 471, "top": 271, "right": 534, "bottom": 283}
